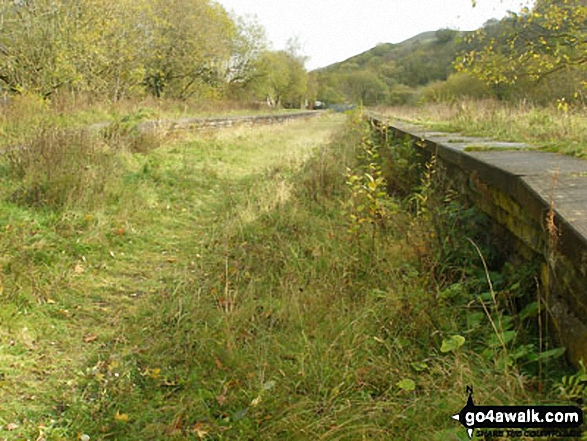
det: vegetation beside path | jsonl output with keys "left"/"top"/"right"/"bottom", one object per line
{"left": 0, "top": 113, "right": 579, "bottom": 440}
{"left": 376, "top": 100, "right": 587, "bottom": 158}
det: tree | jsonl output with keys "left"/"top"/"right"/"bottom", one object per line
{"left": 343, "top": 70, "right": 387, "bottom": 105}
{"left": 224, "top": 15, "right": 267, "bottom": 93}
{"left": 251, "top": 50, "right": 308, "bottom": 108}
{"left": 0, "top": 0, "right": 78, "bottom": 96}
{"left": 142, "top": 0, "right": 235, "bottom": 99}
{"left": 0, "top": 0, "right": 268, "bottom": 102}
{"left": 457, "top": 0, "right": 586, "bottom": 99}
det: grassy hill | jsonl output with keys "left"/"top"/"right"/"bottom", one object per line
{"left": 315, "top": 29, "right": 471, "bottom": 106}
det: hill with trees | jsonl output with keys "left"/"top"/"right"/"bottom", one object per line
{"left": 315, "top": 0, "right": 586, "bottom": 107}
{"left": 314, "top": 29, "right": 472, "bottom": 106}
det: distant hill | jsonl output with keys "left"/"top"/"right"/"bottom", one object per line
{"left": 314, "top": 29, "right": 472, "bottom": 106}
{"left": 395, "top": 30, "right": 438, "bottom": 46}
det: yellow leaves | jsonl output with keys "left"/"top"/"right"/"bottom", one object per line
{"left": 114, "top": 411, "right": 129, "bottom": 422}
{"left": 192, "top": 422, "right": 209, "bottom": 439}
{"left": 142, "top": 367, "right": 161, "bottom": 379}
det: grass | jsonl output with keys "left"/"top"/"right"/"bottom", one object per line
{"left": 374, "top": 99, "right": 587, "bottom": 158}
{"left": 0, "top": 110, "right": 577, "bottom": 440}
{"left": 0, "top": 93, "right": 306, "bottom": 150}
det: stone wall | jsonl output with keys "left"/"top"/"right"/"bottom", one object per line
{"left": 370, "top": 116, "right": 587, "bottom": 367}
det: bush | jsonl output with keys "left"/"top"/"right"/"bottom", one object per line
{"left": 419, "top": 72, "right": 492, "bottom": 103}
{"left": 387, "top": 84, "right": 417, "bottom": 105}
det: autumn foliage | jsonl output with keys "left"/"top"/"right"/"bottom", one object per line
{"left": 0, "top": 0, "right": 311, "bottom": 106}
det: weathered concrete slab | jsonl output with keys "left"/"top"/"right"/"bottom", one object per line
{"left": 524, "top": 174, "right": 587, "bottom": 240}
{"left": 468, "top": 150, "right": 587, "bottom": 177}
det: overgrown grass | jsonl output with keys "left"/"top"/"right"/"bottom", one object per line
{"left": 375, "top": 99, "right": 587, "bottom": 158}
{"left": 0, "top": 112, "right": 578, "bottom": 440}
{"left": 0, "top": 93, "right": 305, "bottom": 150}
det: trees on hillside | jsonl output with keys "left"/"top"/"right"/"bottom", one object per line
{"left": 313, "top": 0, "right": 585, "bottom": 107}
{"left": 0, "top": 0, "right": 312, "bottom": 106}
{"left": 315, "top": 32, "right": 465, "bottom": 106}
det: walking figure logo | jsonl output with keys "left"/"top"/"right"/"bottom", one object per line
{"left": 452, "top": 386, "right": 476, "bottom": 439}
{"left": 451, "top": 386, "right": 583, "bottom": 439}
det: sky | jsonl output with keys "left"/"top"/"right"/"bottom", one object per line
{"left": 216, "top": 0, "right": 533, "bottom": 70}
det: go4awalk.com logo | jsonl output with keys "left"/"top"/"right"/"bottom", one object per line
{"left": 452, "top": 387, "right": 584, "bottom": 439}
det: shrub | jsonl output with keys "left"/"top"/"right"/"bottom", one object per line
{"left": 419, "top": 72, "right": 492, "bottom": 103}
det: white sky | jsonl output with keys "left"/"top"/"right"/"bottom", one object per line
{"left": 216, "top": 0, "right": 533, "bottom": 70}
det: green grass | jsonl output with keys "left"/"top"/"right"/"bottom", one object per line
{"left": 0, "top": 111, "right": 576, "bottom": 440}
{"left": 0, "top": 93, "right": 306, "bottom": 150}
{"left": 375, "top": 99, "right": 587, "bottom": 158}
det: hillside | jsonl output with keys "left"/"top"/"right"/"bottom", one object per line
{"left": 315, "top": 29, "right": 471, "bottom": 106}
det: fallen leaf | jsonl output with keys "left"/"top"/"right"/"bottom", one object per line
{"left": 167, "top": 414, "right": 183, "bottom": 435}
{"left": 193, "top": 422, "right": 209, "bottom": 439}
{"left": 83, "top": 334, "right": 98, "bottom": 343}
{"left": 146, "top": 368, "right": 161, "bottom": 379}
{"left": 166, "top": 258, "right": 177, "bottom": 263}
{"left": 215, "top": 386, "right": 228, "bottom": 406}
{"left": 6, "top": 423, "right": 18, "bottom": 431}
{"left": 114, "top": 411, "right": 129, "bottom": 422}
{"left": 396, "top": 378, "right": 416, "bottom": 391}
{"left": 46, "top": 298, "right": 56, "bottom": 304}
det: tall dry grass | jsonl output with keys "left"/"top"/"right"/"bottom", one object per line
{"left": 376, "top": 99, "right": 587, "bottom": 157}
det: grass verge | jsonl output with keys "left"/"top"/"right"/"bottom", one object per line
{"left": 375, "top": 99, "right": 587, "bottom": 158}
{"left": 0, "top": 112, "right": 578, "bottom": 440}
